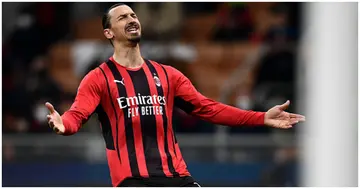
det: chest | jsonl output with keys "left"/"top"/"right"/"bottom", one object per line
{"left": 106, "top": 67, "right": 172, "bottom": 110}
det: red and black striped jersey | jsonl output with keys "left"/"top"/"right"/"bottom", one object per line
{"left": 61, "top": 57, "right": 265, "bottom": 186}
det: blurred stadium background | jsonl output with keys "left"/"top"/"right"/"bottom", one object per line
{"left": 2, "top": 2, "right": 357, "bottom": 187}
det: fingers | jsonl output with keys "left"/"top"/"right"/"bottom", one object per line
{"left": 48, "top": 120, "right": 60, "bottom": 133}
{"left": 289, "top": 118, "right": 299, "bottom": 125}
{"left": 282, "top": 118, "right": 304, "bottom": 128}
{"left": 47, "top": 114, "right": 56, "bottom": 129}
{"left": 46, "top": 103, "right": 57, "bottom": 130}
{"left": 45, "top": 102, "right": 55, "bottom": 114}
{"left": 290, "top": 113, "right": 306, "bottom": 121}
{"left": 47, "top": 114, "right": 62, "bottom": 134}
{"left": 53, "top": 127, "right": 60, "bottom": 133}
{"left": 48, "top": 119, "right": 54, "bottom": 128}
{"left": 276, "top": 124, "right": 292, "bottom": 129}
{"left": 290, "top": 113, "right": 303, "bottom": 118}
{"left": 272, "top": 119, "right": 300, "bottom": 129}
{"left": 278, "top": 100, "right": 290, "bottom": 111}
{"left": 48, "top": 118, "right": 60, "bottom": 133}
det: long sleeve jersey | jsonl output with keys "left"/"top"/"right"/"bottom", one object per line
{"left": 61, "top": 57, "right": 265, "bottom": 186}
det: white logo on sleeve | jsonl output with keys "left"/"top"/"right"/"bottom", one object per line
{"left": 114, "top": 78, "right": 125, "bottom": 86}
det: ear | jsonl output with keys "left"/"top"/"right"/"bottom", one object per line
{"left": 103, "top": 29, "right": 114, "bottom": 40}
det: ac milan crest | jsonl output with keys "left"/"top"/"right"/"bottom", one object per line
{"left": 154, "top": 76, "right": 161, "bottom": 87}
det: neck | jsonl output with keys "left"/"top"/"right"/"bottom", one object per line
{"left": 112, "top": 42, "right": 143, "bottom": 68}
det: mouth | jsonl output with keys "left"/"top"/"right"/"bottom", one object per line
{"left": 125, "top": 24, "right": 139, "bottom": 34}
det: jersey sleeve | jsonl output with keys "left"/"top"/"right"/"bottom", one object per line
{"left": 61, "top": 68, "right": 104, "bottom": 135}
{"left": 170, "top": 67, "right": 265, "bottom": 126}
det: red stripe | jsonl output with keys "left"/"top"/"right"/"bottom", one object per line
{"left": 117, "top": 65, "right": 149, "bottom": 177}
{"left": 168, "top": 127, "right": 178, "bottom": 168}
{"left": 142, "top": 63, "right": 172, "bottom": 176}
{"left": 175, "top": 143, "right": 189, "bottom": 176}
{"left": 101, "top": 64, "right": 131, "bottom": 178}
{"left": 151, "top": 62, "right": 179, "bottom": 171}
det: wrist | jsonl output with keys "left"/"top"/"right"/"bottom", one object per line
{"left": 259, "top": 112, "right": 266, "bottom": 125}
{"left": 61, "top": 118, "right": 71, "bottom": 135}
{"left": 248, "top": 111, "right": 266, "bottom": 126}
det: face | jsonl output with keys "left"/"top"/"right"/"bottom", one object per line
{"left": 104, "top": 5, "right": 141, "bottom": 44}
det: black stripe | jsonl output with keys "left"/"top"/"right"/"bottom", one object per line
{"left": 144, "top": 59, "right": 179, "bottom": 177}
{"left": 105, "top": 60, "right": 139, "bottom": 177}
{"left": 98, "top": 67, "right": 120, "bottom": 161}
{"left": 174, "top": 97, "right": 194, "bottom": 144}
{"left": 96, "top": 105, "right": 115, "bottom": 150}
{"left": 159, "top": 64, "right": 177, "bottom": 157}
{"left": 174, "top": 134, "right": 178, "bottom": 144}
{"left": 159, "top": 65, "right": 170, "bottom": 102}
{"left": 127, "top": 67, "right": 165, "bottom": 177}
{"left": 174, "top": 97, "right": 195, "bottom": 114}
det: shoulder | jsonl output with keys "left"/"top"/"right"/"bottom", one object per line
{"left": 80, "top": 64, "right": 107, "bottom": 92}
{"left": 147, "top": 59, "right": 183, "bottom": 77}
{"left": 83, "top": 65, "right": 104, "bottom": 81}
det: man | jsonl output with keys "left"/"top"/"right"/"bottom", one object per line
{"left": 45, "top": 3, "right": 305, "bottom": 187}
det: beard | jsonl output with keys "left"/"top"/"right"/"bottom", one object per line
{"left": 128, "top": 35, "right": 141, "bottom": 44}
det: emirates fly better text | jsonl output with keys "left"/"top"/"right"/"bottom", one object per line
{"left": 117, "top": 94, "right": 165, "bottom": 118}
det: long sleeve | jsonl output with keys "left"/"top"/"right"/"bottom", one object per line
{"left": 61, "top": 68, "right": 104, "bottom": 135}
{"left": 170, "top": 67, "right": 265, "bottom": 126}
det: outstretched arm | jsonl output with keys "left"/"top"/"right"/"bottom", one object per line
{"left": 171, "top": 67, "right": 305, "bottom": 128}
{"left": 46, "top": 68, "right": 103, "bottom": 135}
{"left": 172, "top": 67, "right": 265, "bottom": 126}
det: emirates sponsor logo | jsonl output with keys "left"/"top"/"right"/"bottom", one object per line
{"left": 117, "top": 94, "right": 165, "bottom": 118}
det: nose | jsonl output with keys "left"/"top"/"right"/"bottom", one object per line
{"left": 127, "top": 21, "right": 138, "bottom": 27}
{"left": 127, "top": 15, "right": 136, "bottom": 22}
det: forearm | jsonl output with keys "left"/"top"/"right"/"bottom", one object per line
{"left": 193, "top": 99, "right": 265, "bottom": 126}
{"left": 57, "top": 68, "right": 103, "bottom": 135}
{"left": 61, "top": 110, "right": 85, "bottom": 135}
{"left": 171, "top": 66, "right": 265, "bottom": 126}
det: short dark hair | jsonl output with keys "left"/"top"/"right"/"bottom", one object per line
{"left": 102, "top": 3, "right": 126, "bottom": 30}
{"left": 102, "top": 3, "right": 126, "bottom": 46}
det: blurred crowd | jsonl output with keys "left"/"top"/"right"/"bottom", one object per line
{"left": 3, "top": 2, "right": 301, "bottom": 134}
{"left": 3, "top": 2, "right": 302, "bottom": 187}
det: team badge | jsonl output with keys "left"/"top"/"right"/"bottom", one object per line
{"left": 154, "top": 76, "right": 161, "bottom": 87}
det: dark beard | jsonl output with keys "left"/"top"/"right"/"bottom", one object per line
{"left": 128, "top": 35, "right": 141, "bottom": 44}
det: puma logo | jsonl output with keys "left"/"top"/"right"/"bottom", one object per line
{"left": 114, "top": 78, "right": 125, "bottom": 86}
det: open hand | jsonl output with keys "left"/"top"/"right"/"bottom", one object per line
{"left": 45, "top": 102, "right": 65, "bottom": 134}
{"left": 264, "top": 100, "right": 305, "bottom": 129}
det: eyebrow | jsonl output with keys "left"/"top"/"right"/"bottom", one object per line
{"left": 116, "top": 13, "right": 135, "bottom": 19}
{"left": 117, "top": 14, "right": 126, "bottom": 19}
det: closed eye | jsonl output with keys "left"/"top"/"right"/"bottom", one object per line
{"left": 117, "top": 13, "right": 137, "bottom": 21}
